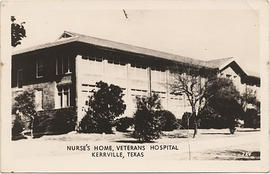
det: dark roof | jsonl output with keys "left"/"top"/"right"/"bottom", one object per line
{"left": 12, "top": 31, "right": 260, "bottom": 79}
{"left": 13, "top": 31, "right": 212, "bottom": 68}
{"left": 206, "top": 57, "right": 235, "bottom": 68}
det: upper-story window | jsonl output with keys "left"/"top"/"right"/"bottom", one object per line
{"left": 36, "top": 57, "right": 44, "bottom": 78}
{"left": 152, "top": 66, "right": 165, "bottom": 82}
{"left": 17, "top": 69, "right": 23, "bottom": 88}
{"left": 107, "top": 59, "right": 126, "bottom": 78}
{"left": 130, "top": 63, "right": 148, "bottom": 80}
{"left": 226, "top": 74, "right": 232, "bottom": 78}
{"left": 56, "top": 56, "right": 71, "bottom": 75}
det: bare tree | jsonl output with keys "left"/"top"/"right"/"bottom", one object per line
{"left": 170, "top": 64, "right": 216, "bottom": 138}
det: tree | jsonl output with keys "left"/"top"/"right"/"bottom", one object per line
{"left": 205, "top": 78, "right": 244, "bottom": 134}
{"left": 78, "top": 81, "right": 126, "bottom": 133}
{"left": 12, "top": 90, "right": 37, "bottom": 137}
{"left": 11, "top": 16, "right": 26, "bottom": 47}
{"left": 170, "top": 65, "right": 216, "bottom": 138}
{"left": 240, "top": 88, "right": 260, "bottom": 128}
{"left": 133, "top": 93, "right": 162, "bottom": 142}
{"left": 155, "top": 110, "right": 179, "bottom": 131}
{"left": 241, "top": 88, "right": 260, "bottom": 111}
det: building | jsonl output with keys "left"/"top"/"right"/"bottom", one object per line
{"left": 12, "top": 31, "right": 260, "bottom": 123}
{"left": 207, "top": 57, "right": 260, "bottom": 99}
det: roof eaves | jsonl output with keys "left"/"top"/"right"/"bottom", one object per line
{"left": 12, "top": 36, "right": 79, "bottom": 56}
{"left": 77, "top": 35, "right": 211, "bottom": 68}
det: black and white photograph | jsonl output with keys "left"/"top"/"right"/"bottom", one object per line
{"left": 0, "top": 0, "right": 269, "bottom": 172}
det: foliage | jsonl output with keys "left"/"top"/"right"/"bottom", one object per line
{"left": 78, "top": 81, "right": 126, "bottom": 133}
{"left": 33, "top": 107, "right": 77, "bottom": 137}
{"left": 12, "top": 115, "right": 24, "bottom": 140}
{"left": 78, "top": 111, "right": 99, "bottom": 133}
{"left": 50, "top": 108, "right": 77, "bottom": 134}
{"left": 115, "top": 117, "right": 134, "bottom": 132}
{"left": 133, "top": 93, "right": 162, "bottom": 142}
{"left": 198, "top": 106, "right": 226, "bottom": 129}
{"left": 13, "top": 90, "right": 37, "bottom": 136}
{"left": 205, "top": 78, "right": 244, "bottom": 134}
{"left": 170, "top": 65, "right": 217, "bottom": 137}
{"left": 11, "top": 16, "right": 26, "bottom": 47}
{"left": 155, "top": 110, "right": 178, "bottom": 131}
{"left": 241, "top": 88, "right": 260, "bottom": 110}
{"left": 180, "top": 112, "right": 194, "bottom": 129}
{"left": 136, "top": 92, "right": 161, "bottom": 111}
{"left": 243, "top": 108, "right": 260, "bottom": 129}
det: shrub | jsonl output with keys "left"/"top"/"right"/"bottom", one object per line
{"left": 78, "top": 111, "right": 99, "bottom": 133}
{"left": 34, "top": 107, "right": 77, "bottom": 137}
{"left": 180, "top": 112, "right": 193, "bottom": 129}
{"left": 51, "top": 107, "right": 77, "bottom": 134}
{"left": 155, "top": 110, "right": 178, "bottom": 131}
{"left": 12, "top": 114, "right": 24, "bottom": 140}
{"left": 115, "top": 117, "right": 134, "bottom": 132}
{"left": 133, "top": 109, "right": 161, "bottom": 142}
{"left": 133, "top": 93, "right": 162, "bottom": 142}
{"left": 244, "top": 108, "right": 260, "bottom": 129}
{"left": 198, "top": 107, "right": 226, "bottom": 129}
{"left": 12, "top": 90, "right": 37, "bottom": 137}
{"left": 78, "top": 81, "right": 126, "bottom": 134}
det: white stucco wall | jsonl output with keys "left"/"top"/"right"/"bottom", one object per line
{"left": 75, "top": 55, "right": 192, "bottom": 122}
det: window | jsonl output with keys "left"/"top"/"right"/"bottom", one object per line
{"left": 17, "top": 69, "right": 23, "bottom": 88}
{"left": 35, "top": 90, "right": 43, "bottom": 110}
{"left": 130, "top": 64, "right": 147, "bottom": 80}
{"left": 56, "top": 56, "right": 71, "bottom": 75}
{"left": 226, "top": 74, "right": 232, "bottom": 78}
{"left": 56, "top": 86, "right": 71, "bottom": 108}
{"left": 107, "top": 59, "right": 126, "bottom": 78}
{"left": 36, "top": 57, "right": 44, "bottom": 78}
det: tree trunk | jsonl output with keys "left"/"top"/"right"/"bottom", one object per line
{"left": 192, "top": 110, "right": 198, "bottom": 138}
{"left": 193, "top": 120, "right": 198, "bottom": 138}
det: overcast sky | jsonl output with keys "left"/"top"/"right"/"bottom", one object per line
{"left": 7, "top": 1, "right": 260, "bottom": 74}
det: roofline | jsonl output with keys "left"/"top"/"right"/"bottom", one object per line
{"left": 220, "top": 60, "right": 247, "bottom": 77}
{"left": 12, "top": 34, "right": 215, "bottom": 69}
{"left": 12, "top": 36, "right": 79, "bottom": 55}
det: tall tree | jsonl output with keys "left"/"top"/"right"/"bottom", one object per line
{"left": 11, "top": 16, "right": 26, "bottom": 47}
{"left": 170, "top": 65, "right": 216, "bottom": 138}
{"left": 205, "top": 77, "right": 244, "bottom": 134}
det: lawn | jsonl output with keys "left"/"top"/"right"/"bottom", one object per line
{"left": 11, "top": 128, "right": 260, "bottom": 161}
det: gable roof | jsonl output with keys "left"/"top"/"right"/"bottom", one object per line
{"left": 13, "top": 31, "right": 211, "bottom": 68}
{"left": 206, "top": 57, "right": 235, "bottom": 69}
{"left": 12, "top": 31, "right": 259, "bottom": 80}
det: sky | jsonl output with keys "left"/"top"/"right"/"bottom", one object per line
{"left": 7, "top": 1, "right": 260, "bottom": 75}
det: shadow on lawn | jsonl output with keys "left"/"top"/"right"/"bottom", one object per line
{"left": 201, "top": 133, "right": 231, "bottom": 135}
{"left": 237, "top": 129, "right": 260, "bottom": 132}
{"left": 114, "top": 140, "right": 155, "bottom": 144}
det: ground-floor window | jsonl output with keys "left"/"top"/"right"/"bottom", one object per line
{"left": 35, "top": 89, "right": 43, "bottom": 111}
{"left": 56, "top": 86, "right": 71, "bottom": 108}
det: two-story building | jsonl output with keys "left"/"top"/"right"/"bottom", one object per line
{"left": 12, "top": 31, "right": 260, "bottom": 124}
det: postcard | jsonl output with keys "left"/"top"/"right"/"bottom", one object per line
{"left": 0, "top": 0, "right": 269, "bottom": 172}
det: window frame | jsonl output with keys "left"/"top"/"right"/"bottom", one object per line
{"left": 17, "top": 68, "right": 23, "bottom": 88}
{"left": 56, "top": 55, "right": 72, "bottom": 75}
{"left": 36, "top": 57, "right": 44, "bottom": 78}
{"left": 56, "top": 86, "right": 72, "bottom": 108}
